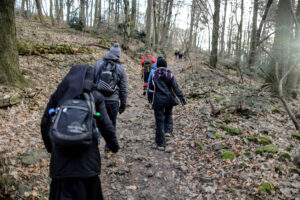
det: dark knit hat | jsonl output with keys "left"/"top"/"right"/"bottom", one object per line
{"left": 157, "top": 58, "right": 167, "bottom": 68}
{"left": 157, "top": 54, "right": 164, "bottom": 59}
{"left": 145, "top": 51, "right": 151, "bottom": 55}
{"left": 110, "top": 43, "right": 121, "bottom": 58}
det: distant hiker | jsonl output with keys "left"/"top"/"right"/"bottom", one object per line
{"left": 178, "top": 50, "right": 183, "bottom": 60}
{"left": 94, "top": 43, "right": 127, "bottom": 159}
{"left": 147, "top": 54, "right": 164, "bottom": 88}
{"left": 41, "top": 65, "right": 119, "bottom": 200}
{"left": 174, "top": 50, "right": 179, "bottom": 59}
{"left": 141, "top": 51, "right": 156, "bottom": 95}
{"left": 148, "top": 58, "right": 186, "bottom": 150}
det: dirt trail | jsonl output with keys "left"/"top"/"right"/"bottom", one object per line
{"left": 100, "top": 60, "right": 194, "bottom": 200}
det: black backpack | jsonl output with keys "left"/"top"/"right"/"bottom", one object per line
{"left": 95, "top": 60, "right": 118, "bottom": 96}
{"left": 49, "top": 93, "right": 97, "bottom": 146}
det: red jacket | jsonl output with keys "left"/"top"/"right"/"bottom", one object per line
{"left": 141, "top": 55, "right": 156, "bottom": 70}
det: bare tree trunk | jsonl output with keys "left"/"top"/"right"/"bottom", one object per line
{"left": 93, "top": 0, "right": 99, "bottom": 27}
{"left": 21, "top": 0, "right": 25, "bottom": 12}
{"left": 80, "top": 0, "right": 86, "bottom": 27}
{"left": 0, "top": 0, "right": 28, "bottom": 87}
{"left": 115, "top": 0, "right": 120, "bottom": 29}
{"left": 123, "top": 0, "right": 130, "bottom": 49}
{"left": 160, "top": 0, "right": 173, "bottom": 50}
{"left": 186, "top": 0, "right": 196, "bottom": 56}
{"left": 90, "top": 0, "right": 94, "bottom": 26}
{"left": 146, "top": 0, "right": 152, "bottom": 49}
{"left": 248, "top": 0, "right": 259, "bottom": 69}
{"left": 96, "top": 0, "right": 102, "bottom": 29}
{"left": 152, "top": 0, "right": 157, "bottom": 49}
{"left": 85, "top": 0, "right": 89, "bottom": 26}
{"left": 35, "top": 0, "right": 44, "bottom": 24}
{"left": 257, "top": 0, "right": 274, "bottom": 43}
{"left": 227, "top": 10, "right": 233, "bottom": 57}
{"left": 59, "top": 0, "right": 63, "bottom": 22}
{"left": 55, "top": 0, "right": 59, "bottom": 23}
{"left": 267, "top": 0, "right": 293, "bottom": 84}
{"left": 220, "top": 0, "right": 228, "bottom": 57}
{"left": 50, "top": 0, "right": 56, "bottom": 26}
{"left": 155, "top": 0, "right": 161, "bottom": 49}
{"left": 130, "top": 0, "right": 137, "bottom": 37}
{"left": 209, "top": 0, "right": 221, "bottom": 68}
{"left": 66, "top": 0, "right": 73, "bottom": 23}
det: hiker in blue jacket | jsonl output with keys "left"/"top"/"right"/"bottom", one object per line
{"left": 148, "top": 58, "right": 186, "bottom": 150}
{"left": 147, "top": 55, "right": 164, "bottom": 89}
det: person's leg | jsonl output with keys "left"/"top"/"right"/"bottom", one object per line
{"left": 164, "top": 106, "right": 173, "bottom": 137}
{"left": 154, "top": 108, "right": 165, "bottom": 147}
{"left": 85, "top": 176, "right": 104, "bottom": 200}
{"left": 104, "top": 101, "right": 119, "bottom": 152}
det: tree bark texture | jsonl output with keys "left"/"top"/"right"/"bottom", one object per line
{"left": 130, "top": 0, "right": 137, "bottom": 37}
{"left": 0, "top": 0, "right": 28, "bottom": 86}
{"left": 35, "top": 0, "right": 44, "bottom": 24}
{"left": 96, "top": 0, "right": 102, "bottom": 29}
{"left": 55, "top": 0, "right": 59, "bottom": 23}
{"left": 146, "top": 0, "right": 153, "bottom": 49}
{"left": 186, "top": 0, "right": 196, "bottom": 56}
{"left": 93, "top": 0, "right": 99, "bottom": 27}
{"left": 220, "top": 0, "right": 228, "bottom": 57}
{"left": 80, "top": 0, "right": 86, "bottom": 27}
{"left": 248, "top": 0, "right": 259, "bottom": 69}
{"left": 256, "top": 0, "right": 273, "bottom": 44}
{"left": 268, "top": 0, "right": 293, "bottom": 82}
{"left": 50, "top": 0, "right": 56, "bottom": 26}
{"left": 59, "top": 0, "right": 63, "bottom": 22}
{"left": 123, "top": 0, "right": 130, "bottom": 49}
{"left": 209, "top": 0, "right": 221, "bottom": 68}
{"left": 160, "top": 0, "right": 173, "bottom": 50}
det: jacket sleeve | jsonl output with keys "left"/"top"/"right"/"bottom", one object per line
{"left": 171, "top": 75, "right": 186, "bottom": 105}
{"left": 93, "top": 91, "right": 119, "bottom": 153}
{"left": 148, "top": 74, "right": 154, "bottom": 102}
{"left": 151, "top": 57, "right": 156, "bottom": 64}
{"left": 141, "top": 57, "right": 145, "bottom": 68}
{"left": 118, "top": 66, "right": 127, "bottom": 106}
{"left": 148, "top": 69, "right": 154, "bottom": 88}
{"left": 40, "top": 92, "right": 58, "bottom": 153}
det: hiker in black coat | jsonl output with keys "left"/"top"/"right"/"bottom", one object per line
{"left": 148, "top": 58, "right": 186, "bottom": 150}
{"left": 41, "top": 65, "right": 119, "bottom": 200}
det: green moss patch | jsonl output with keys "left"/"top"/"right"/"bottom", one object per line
{"left": 279, "top": 152, "right": 291, "bottom": 161}
{"left": 247, "top": 136, "right": 259, "bottom": 144}
{"left": 213, "top": 132, "right": 223, "bottom": 138}
{"left": 258, "top": 182, "right": 274, "bottom": 194}
{"left": 259, "top": 136, "right": 272, "bottom": 145}
{"left": 264, "top": 145, "right": 278, "bottom": 154}
{"left": 241, "top": 162, "right": 248, "bottom": 168}
{"left": 291, "top": 133, "right": 300, "bottom": 140}
{"left": 221, "top": 151, "right": 236, "bottom": 160}
{"left": 244, "top": 152, "right": 252, "bottom": 157}
{"left": 286, "top": 146, "right": 293, "bottom": 152}
{"left": 195, "top": 140, "right": 205, "bottom": 149}
{"left": 220, "top": 125, "right": 241, "bottom": 136}
{"left": 290, "top": 168, "right": 300, "bottom": 175}
{"left": 256, "top": 148, "right": 264, "bottom": 155}
{"left": 224, "top": 117, "right": 236, "bottom": 123}
{"left": 272, "top": 108, "right": 283, "bottom": 114}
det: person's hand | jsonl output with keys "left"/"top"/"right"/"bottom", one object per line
{"left": 119, "top": 104, "right": 126, "bottom": 114}
{"left": 182, "top": 104, "right": 186, "bottom": 110}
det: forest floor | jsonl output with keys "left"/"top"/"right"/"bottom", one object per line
{"left": 0, "top": 17, "right": 300, "bottom": 200}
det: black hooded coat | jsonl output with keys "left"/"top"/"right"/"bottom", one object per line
{"left": 41, "top": 65, "right": 119, "bottom": 179}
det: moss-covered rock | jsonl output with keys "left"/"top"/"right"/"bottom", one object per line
{"left": 279, "top": 152, "right": 291, "bottom": 161}
{"left": 221, "top": 151, "right": 235, "bottom": 160}
{"left": 259, "top": 136, "right": 272, "bottom": 145}
{"left": 264, "top": 145, "right": 278, "bottom": 154}
{"left": 291, "top": 133, "right": 300, "bottom": 140}
{"left": 255, "top": 148, "right": 263, "bottom": 155}
{"left": 220, "top": 125, "right": 241, "bottom": 136}
{"left": 258, "top": 182, "right": 274, "bottom": 194}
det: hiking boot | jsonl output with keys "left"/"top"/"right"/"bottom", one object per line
{"left": 104, "top": 151, "right": 113, "bottom": 159}
{"left": 152, "top": 143, "right": 165, "bottom": 151}
{"left": 165, "top": 133, "right": 171, "bottom": 137}
{"left": 142, "top": 90, "right": 146, "bottom": 96}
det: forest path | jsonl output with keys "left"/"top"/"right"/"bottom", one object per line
{"left": 100, "top": 59, "right": 196, "bottom": 200}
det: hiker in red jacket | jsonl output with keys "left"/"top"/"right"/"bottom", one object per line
{"left": 141, "top": 51, "right": 156, "bottom": 95}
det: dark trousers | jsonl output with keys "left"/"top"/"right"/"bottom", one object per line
{"left": 104, "top": 100, "right": 119, "bottom": 151}
{"left": 50, "top": 176, "right": 103, "bottom": 200}
{"left": 154, "top": 106, "right": 173, "bottom": 146}
{"left": 143, "top": 72, "right": 150, "bottom": 90}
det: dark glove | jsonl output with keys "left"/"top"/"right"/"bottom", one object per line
{"left": 119, "top": 104, "right": 126, "bottom": 114}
